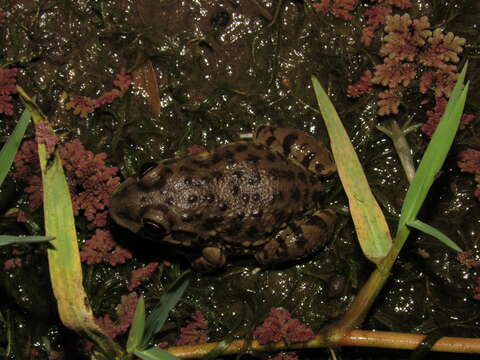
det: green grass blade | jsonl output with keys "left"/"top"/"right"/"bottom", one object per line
{"left": 127, "top": 295, "right": 146, "bottom": 353}
{"left": 397, "top": 65, "right": 469, "bottom": 233}
{"left": 0, "top": 235, "right": 54, "bottom": 247}
{"left": 142, "top": 271, "right": 191, "bottom": 347}
{"left": 16, "top": 85, "right": 123, "bottom": 357}
{"left": 135, "top": 348, "right": 180, "bottom": 360}
{"left": 406, "top": 219, "right": 462, "bottom": 252}
{"left": 311, "top": 76, "right": 392, "bottom": 264}
{"left": 0, "top": 109, "right": 31, "bottom": 187}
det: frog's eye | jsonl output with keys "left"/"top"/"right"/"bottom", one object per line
{"left": 142, "top": 219, "right": 166, "bottom": 238}
{"left": 138, "top": 162, "right": 157, "bottom": 178}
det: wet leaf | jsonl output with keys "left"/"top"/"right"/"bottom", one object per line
{"left": 397, "top": 64, "right": 469, "bottom": 233}
{"left": 142, "top": 271, "right": 191, "bottom": 347}
{"left": 135, "top": 347, "right": 179, "bottom": 360}
{"left": 406, "top": 220, "right": 462, "bottom": 252}
{"left": 0, "top": 235, "right": 54, "bottom": 247}
{"left": 132, "top": 60, "right": 162, "bottom": 116}
{"left": 311, "top": 76, "right": 392, "bottom": 264}
{"left": 0, "top": 109, "right": 31, "bottom": 187}
{"left": 127, "top": 295, "right": 146, "bottom": 353}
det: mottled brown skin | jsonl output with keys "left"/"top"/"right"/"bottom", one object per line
{"left": 109, "top": 126, "right": 337, "bottom": 271}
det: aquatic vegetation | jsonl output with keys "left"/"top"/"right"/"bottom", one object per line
{"left": 312, "top": 0, "right": 359, "bottom": 20}
{"left": 457, "top": 148, "right": 480, "bottom": 199}
{"left": 66, "top": 68, "right": 132, "bottom": 118}
{"left": 345, "top": 12, "right": 472, "bottom": 137}
{"left": 175, "top": 311, "right": 209, "bottom": 346}
{"left": 129, "top": 262, "right": 160, "bottom": 291}
{"left": 423, "top": 97, "right": 475, "bottom": 137}
{"left": 0, "top": 68, "right": 18, "bottom": 115}
{"left": 79, "top": 229, "right": 132, "bottom": 266}
{"left": 96, "top": 292, "right": 139, "bottom": 339}
{"left": 253, "top": 308, "right": 314, "bottom": 345}
{"left": 13, "top": 138, "right": 120, "bottom": 228}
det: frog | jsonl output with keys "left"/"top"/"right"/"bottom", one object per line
{"left": 109, "top": 126, "right": 337, "bottom": 271}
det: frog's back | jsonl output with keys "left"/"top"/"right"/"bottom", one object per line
{"left": 159, "top": 141, "right": 323, "bottom": 245}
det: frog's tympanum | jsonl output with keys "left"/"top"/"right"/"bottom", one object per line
{"left": 109, "top": 126, "right": 337, "bottom": 271}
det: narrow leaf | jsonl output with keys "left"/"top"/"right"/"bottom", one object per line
{"left": 16, "top": 86, "right": 123, "bottom": 357}
{"left": 0, "top": 109, "right": 31, "bottom": 186}
{"left": 312, "top": 76, "right": 392, "bottom": 264}
{"left": 142, "top": 271, "right": 191, "bottom": 347}
{"left": 397, "top": 64, "right": 469, "bottom": 233}
{"left": 135, "top": 347, "right": 179, "bottom": 360}
{"left": 127, "top": 295, "right": 146, "bottom": 353}
{"left": 407, "top": 219, "right": 462, "bottom": 252}
{"left": 0, "top": 235, "right": 54, "bottom": 247}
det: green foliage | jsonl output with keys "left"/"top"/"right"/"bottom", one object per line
{"left": 126, "top": 271, "right": 190, "bottom": 359}
{"left": 0, "top": 109, "right": 31, "bottom": 187}
{"left": 0, "top": 235, "right": 54, "bottom": 247}
{"left": 127, "top": 295, "right": 145, "bottom": 353}
{"left": 0, "top": 108, "right": 54, "bottom": 247}
{"left": 141, "top": 270, "right": 191, "bottom": 348}
{"left": 406, "top": 220, "right": 461, "bottom": 252}
{"left": 311, "top": 75, "right": 392, "bottom": 264}
{"left": 397, "top": 64, "right": 469, "bottom": 234}
{"left": 134, "top": 347, "right": 180, "bottom": 360}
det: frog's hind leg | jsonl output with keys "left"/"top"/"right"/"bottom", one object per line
{"left": 255, "top": 209, "right": 336, "bottom": 266}
{"left": 254, "top": 126, "right": 335, "bottom": 176}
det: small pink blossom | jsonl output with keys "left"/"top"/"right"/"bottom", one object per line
{"left": 176, "top": 311, "right": 209, "bottom": 346}
{"left": 96, "top": 292, "right": 139, "bottom": 338}
{"left": 129, "top": 262, "right": 159, "bottom": 291}
{"left": 4, "top": 257, "right": 22, "bottom": 270}
{"left": 35, "top": 122, "right": 59, "bottom": 156}
{"left": 253, "top": 308, "right": 314, "bottom": 345}
{"left": 80, "top": 229, "right": 132, "bottom": 266}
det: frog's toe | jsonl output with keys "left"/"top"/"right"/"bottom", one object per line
{"left": 191, "top": 246, "right": 227, "bottom": 272}
{"left": 255, "top": 209, "right": 336, "bottom": 265}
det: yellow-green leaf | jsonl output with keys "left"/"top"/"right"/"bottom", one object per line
{"left": 311, "top": 76, "right": 392, "bottom": 264}
{"left": 16, "top": 86, "right": 123, "bottom": 357}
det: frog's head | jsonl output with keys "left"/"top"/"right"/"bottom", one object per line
{"left": 109, "top": 163, "right": 173, "bottom": 240}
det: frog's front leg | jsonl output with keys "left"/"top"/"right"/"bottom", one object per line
{"left": 191, "top": 246, "right": 227, "bottom": 272}
{"left": 255, "top": 209, "right": 336, "bottom": 265}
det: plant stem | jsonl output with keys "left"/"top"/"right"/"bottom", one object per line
{"left": 377, "top": 120, "right": 417, "bottom": 183}
{"left": 326, "top": 226, "right": 410, "bottom": 342}
{"left": 164, "top": 327, "right": 480, "bottom": 359}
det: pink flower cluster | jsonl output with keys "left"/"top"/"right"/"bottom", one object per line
{"left": 13, "top": 138, "right": 120, "bottom": 229}
{"left": 347, "top": 13, "right": 467, "bottom": 130}
{"left": 312, "top": 0, "right": 359, "bottom": 21}
{"left": 66, "top": 68, "right": 132, "bottom": 118}
{"left": 128, "top": 262, "right": 159, "bottom": 291}
{"left": 253, "top": 308, "right": 314, "bottom": 345}
{"left": 96, "top": 292, "right": 139, "bottom": 338}
{"left": 422, "top": 97, "right": 475, "bottom": 138}
{"left": 60, "top": 139, "right": 120, "bottom": 228}
{"left": 0, "top": 68, "right": 19, "bottom": 115}
{"left": 80, "top": 229, "right": 132, "bottom": 266}
{"left": 35, "top": 122, "right": 59, "bottom": 156}
{"left": 176, "top": 311, "right": 209, "bottom": 346}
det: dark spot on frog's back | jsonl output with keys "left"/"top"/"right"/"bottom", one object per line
{"left": 211, "top": 153, "right": 222, "bottom": 164}
{"left": 235, "top": 144, "right": 248, "bottom": 152}
{"left": 180, "top": 166, "right": 194, "bottom": 173}
{"left": 246, "top": 153, "right": 260, "bottom": 164}
{"left": 266, "top": 152, "right": 278, "bottom": 162}
{"left": 152, "top": 167, "right": 173, "bottom": 189}
{"left": 282, "top": 133, "right": 299, "bottom": 155}
{"left": 291, "top": 187, "right": 301, "bottom": 201}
